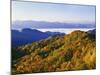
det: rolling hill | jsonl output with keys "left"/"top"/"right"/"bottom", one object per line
{"left": 12, "top": 30, "right": 96, "bottom": 74}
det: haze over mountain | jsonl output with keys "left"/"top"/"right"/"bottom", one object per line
{"left": 12, "top": 28, "right": 65, "bottom": 47}
{"left": 12, "top": 21, "right": 95, "bottom": 30}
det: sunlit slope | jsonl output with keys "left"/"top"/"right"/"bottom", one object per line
{"left": 12, "top": 30, "right": 96, "bottom": 74}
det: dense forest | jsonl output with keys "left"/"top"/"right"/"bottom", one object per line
{"left": 12, "top": 30, "right": 96, "bottom": 74}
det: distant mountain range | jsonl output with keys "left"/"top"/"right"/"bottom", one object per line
{"left": 45, "top": 31, "right": 65, "bottom": 36}
{"left": 12, "top": 20, "right": 95, "bottom": 30}
{"left": 12, "top": 28, "right": 65, "bottom": 47}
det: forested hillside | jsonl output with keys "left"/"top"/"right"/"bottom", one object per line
{"left": 12, "top": 30, "right": 96, "bottom": 74}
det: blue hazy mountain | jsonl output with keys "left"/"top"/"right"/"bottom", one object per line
{"left": 12, "top": 28, "right": 65, "bottom": 47}
{"left": 12, "top": 20, "right": 95, "bottom": 30}
{"left": 12, "top": 29, "right": 50, "bottom": 47}
{"left": 45, "top": 31, "right": 65, "bottom": 36}
{"left": 87, "top": 29, "right": 96, "bottom": 40}
{"left": 88, "top": 29, "right": 96, "bottom": 35}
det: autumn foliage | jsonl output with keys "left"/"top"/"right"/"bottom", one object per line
{"left": 12, "top": 30, "right": 96, "bottom": 74}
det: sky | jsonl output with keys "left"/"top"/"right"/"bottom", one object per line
{"left": 12, "top": 1, "right": 96, "bottom": 24}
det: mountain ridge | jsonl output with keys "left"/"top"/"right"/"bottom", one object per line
{"left": 12, "top": 20, "right": 95, "bottom": 30}
{"left": 12, "top": 28, "right": 65, "bottom": 47}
